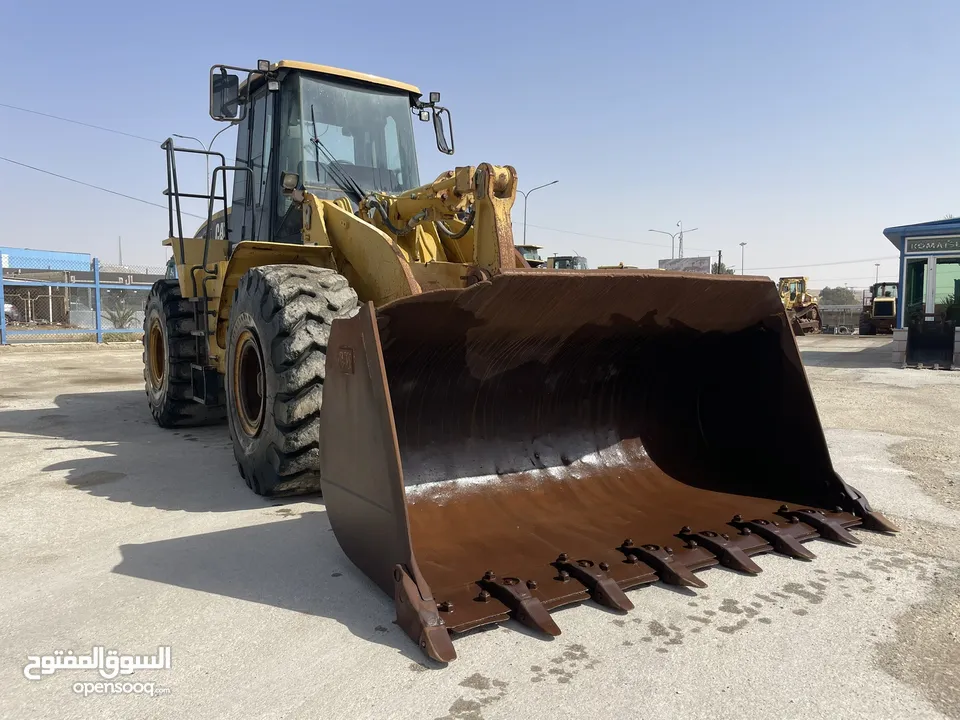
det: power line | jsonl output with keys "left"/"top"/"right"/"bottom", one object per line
{"left": 0, "top": 102, "right": 236, "bottom": 162}
{"left": 516, "top": 221, "right": 900, "bottom": 271}
{"left": 0, "top": 156, "right": 206, "bottom": 219}
{"left": 514, "top": 221, "right": 714, "bottom": 253}
{"left": 810, "top": 275, "right": 899, "bottom": 283}
{"left": 0, "top": 102, "right": 160, "bottom": 144}
{"left": 745, "top": 256, "right": 898, "bottom": 272}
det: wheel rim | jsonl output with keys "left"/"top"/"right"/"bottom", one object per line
{"left": 233, "top": 329, "right": 265, "bottom": 437}
{"left": 148, "top": 317, "right": 166, "bottom": 390}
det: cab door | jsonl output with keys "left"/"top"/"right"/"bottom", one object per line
{"left": 230, "top": 84, "right": 276, "bottom": 242}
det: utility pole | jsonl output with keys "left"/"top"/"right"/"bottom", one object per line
{"left": 739, "top": 242, "right": 747, "bottom": 275}
{"left": 875, "top": 263, "right": 880, "bottom": 284}
{"left": 118, "top": 236, "right": 123, "bottom": 266}
{"left": 716, "top": 249, "right": 722, "bottom": 274}
{"left": 517, "top": 181, "right": 559, "bottom": 245}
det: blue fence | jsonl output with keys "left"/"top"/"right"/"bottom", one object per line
{"left": 0, "top": 254, "right": 165, "bottom": 344}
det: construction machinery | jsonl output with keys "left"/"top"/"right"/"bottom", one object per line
{"left": 515, "top": 244, "right": 546, "bottom": 268}
{"left": 778, "top": 276, "right": 822, "bottom": 335}
{"left": 546, "top": 254, "right": 588, "bottom": 269}
{"left": 143, "top": 58, "right": 896, "bottom": 663}
{"left": 858, "top": 282, "right": 898, "bottom": 335}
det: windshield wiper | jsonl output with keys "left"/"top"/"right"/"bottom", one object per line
{"left": 310, "top": 104, "right": 364, "bottom": 205}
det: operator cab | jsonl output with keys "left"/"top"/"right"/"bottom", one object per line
{"left": 515, "top": 245, "right": 546, "bottom": 268}
{"left": 873, "top": 282, "right": 898, "bottom": 299}
{"left": 778, "top": 277, "right": 802, "bottom": 300}
{"left": 547, "top": 255, "right": 589, "bottom": 270}
{"left": 206, "top": 60, "right": 454, "bottom": 245}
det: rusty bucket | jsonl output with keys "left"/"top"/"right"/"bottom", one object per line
{"left": 318, "top": 270, "right": 896, "bottom": 662}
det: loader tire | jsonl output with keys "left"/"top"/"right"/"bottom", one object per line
{"left": 225, "top": 265, "right": 359, "bottom": 497}
{"left": 143, "top": 279, "right": 226, "bottom": 427}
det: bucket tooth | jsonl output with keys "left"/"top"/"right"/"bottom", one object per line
{"left": 684, "top": 531, "right": 764, "bottom": 574}
{"left": 393, "top": 565, "right": 456, "bottom": 663}
{"left": 780, "top": 508, "right": 861, "bottom": 546}
{"left": 478, "top": 575, "right": 561, "bottom": 637}
{"left": 738, "top": 519, "right": 816, "bottom": 560}
{"left": 555, "top": 558, "right": 634, "bottom": 612}
{"left": 625, "top": 544, "right": 708, "bottom": 588}
{"left": 859, "top": 510, "right": 899, "bottom": 533}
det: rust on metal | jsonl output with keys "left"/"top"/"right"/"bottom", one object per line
{"left": 319, "top": 269, "right": 898, "bottom": 663}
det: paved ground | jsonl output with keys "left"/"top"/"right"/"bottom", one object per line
{"left": 0, "top": 336, "right": 957, "bottom": 720}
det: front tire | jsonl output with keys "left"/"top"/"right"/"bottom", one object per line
{"left": 226, "top": 265, "right": 359, "bottom": 496}
{"left": 142, "top": 279, "right": 226, "bottom": 427}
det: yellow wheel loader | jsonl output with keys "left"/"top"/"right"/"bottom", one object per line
{"left": 143, "top": 58, "right": 896, "bottom": 663}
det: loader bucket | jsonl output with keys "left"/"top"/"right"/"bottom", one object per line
{"left": 319, "top": 270, "right": 896, "bottom": 663}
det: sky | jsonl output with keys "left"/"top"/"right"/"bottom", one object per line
{"left": 2, "top": 0, "right": 957, "bottom": 289}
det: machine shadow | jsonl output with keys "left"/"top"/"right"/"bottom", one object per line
{"left": 0, "top": 389, "right": 279, "bottom": 512}
{"left": 799, "top": 341, "right": 893, "bottom": 369}
{"left": 112, "top": 510, "right": 436, "bottom": 663}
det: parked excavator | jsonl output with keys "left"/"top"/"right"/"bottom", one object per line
{"left": 778, "top": 276, "right": 822, "bottom": 335}
{"left": 143, "top": 58, "right": 895, "bottom": 663}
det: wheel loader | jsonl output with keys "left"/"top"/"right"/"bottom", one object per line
{"left": 143, "top": 58, "right": 896, "bottom": 663}
{"left": 859, "top": 282, "right": 898, "bottom": 335}
{"left": 778, "top": 276, "right": 822, "bottom": 335}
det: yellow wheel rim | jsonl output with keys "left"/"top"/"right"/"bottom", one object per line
{"left": 148, "top": 317, "right": 165, "bottom": 390}
{"left": 233, "top": 329, "right": 265, "bottom": 437}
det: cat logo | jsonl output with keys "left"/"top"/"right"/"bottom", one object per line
{"left": 213, "top": 222, "right": 226, "bottom": 241}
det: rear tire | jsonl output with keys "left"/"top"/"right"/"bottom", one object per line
{"left": 225, "top": 265, "right": 359, "bottom": 497}
{"left": 142, "top": 279, "right": 226, "bottom": 427}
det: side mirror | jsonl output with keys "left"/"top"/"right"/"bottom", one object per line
{"left": 432, "top": 106, "right": 454, "bottom": 155}
{"left": 210, "top": 68, "right": 242, "bottom": 121}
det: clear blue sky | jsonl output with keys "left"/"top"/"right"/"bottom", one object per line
{"left": 2, "top": 0, "right": 957, "bottom": 288}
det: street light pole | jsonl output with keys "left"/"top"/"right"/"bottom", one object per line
{"left": 516, "top": 181, "right": 559, "bottom": 245}
{"left": 739, "top": 241, "right": 747, "bottom": 275}
{"left": 174, "top": 125, "right": 234, "bottom": 192}
{"left": 649, "top": 225, "right": 698, "bottom": 259}
{"left": 875, "top": 263, "right": 880, "bottom": 284}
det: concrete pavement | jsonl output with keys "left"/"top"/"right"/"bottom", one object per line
{"left": 0, "top": 337, "right": 957, "bottom": 719}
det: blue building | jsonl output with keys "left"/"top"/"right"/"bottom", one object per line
{"left": 882, "top": 218, "right": 960, "bottom": 367}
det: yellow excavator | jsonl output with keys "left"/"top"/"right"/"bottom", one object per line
{"left": 143, "top": 58, "right": 895, "bottom": 663}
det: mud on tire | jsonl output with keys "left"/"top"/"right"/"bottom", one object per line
{"left": 226, "top": 265, "right": 359, "bottom": 497}
{"left": 142, "top": 279, "right": 226, "bottom": 427}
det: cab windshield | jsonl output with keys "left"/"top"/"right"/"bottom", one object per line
{"left": 874, "top": 284, "right": 898, "bottom": 299}
{"left": 279, "top": 74, "right": 421, "bottom": 198}
{"left": 553, "top": 256, "right": 588, "bottom": 270}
